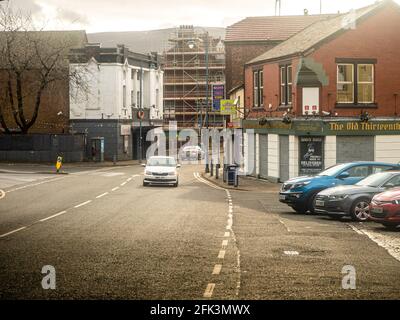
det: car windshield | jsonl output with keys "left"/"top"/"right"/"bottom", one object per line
{"left": 147, "top": 157, "right": 176, "bottom": 167}
{"left": 356, "top": 172, "right": 394, "bottom": 187}
{"left": 317, "top": 163, "right": 349, "bottom": 176}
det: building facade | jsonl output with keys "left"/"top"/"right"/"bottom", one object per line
{"left": 224, "top": 14, "right": 337, "bottom": 94}
{"left": 69, "top": 44, "right": 163, "bottom": 161}
{"left": 163, "top": 25, "right": 225, "bottom": 129}
{"left": 242, "top": 0, "right": 400, "bottom": 182}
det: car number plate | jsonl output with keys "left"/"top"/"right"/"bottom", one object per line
{"left": 371, "top": 207, "right": 383, "bottom": 214}
{"left": 279, "top": 194, "right": 287, "bottom": 200}
{"left": 315, "top": 200, "right": 325, "bottom": 207}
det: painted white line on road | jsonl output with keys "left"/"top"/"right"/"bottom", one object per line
{"left": 203, "top": 283, "right": 215, "bottom": 298}
{"left": 121, "top": 182, "right": 127, "bottom": 186}
{"left": 224, "top": 232, "right": 230, "bottom": 237}
{"left": 6, "top": 177, "right": 65, "bottom": 193}
{"left": 0, "top": 226, "right": 27, "bottom": 238}
{"left": 39, "top": 211, "right": 67, "bottom": 222}
{"left": 222, "top": 239, "right": 228, "bottom": 247}
{"left": 284, "top": 251, "right": 299, "bottom": 256}
{"left": 218, "top": 250, "right": 226, "bottom": 259}
{"left": 74, "top": 200, "right": 92, "bottom": 208}
{"left": 127, "top": 178, "right": 132, "bottom": 182}
{"left": 349, "top": 224, "right": 400, "bottom": 262}
{"left": 111, "top": 187, "right": 120, "bottom": 192}
{"left": 212, "top": 264, "right": 222, "bottom": 275}
{"left": 0, "top": 189, "right": 5, "bottom": 200}
{"left": 278, "top": 219, "right": 291, "bottom": 232}
{"left": 96, "top": 192, "right": 109, "bottom": 199}
{"left": 193, "top": 172, "right": 224, "bottom": 190}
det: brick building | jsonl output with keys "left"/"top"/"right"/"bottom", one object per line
{"left": 242, "top": 0, "right": 400, "bottom": 182}
{"left": 225, "top": 14, "right": 336, "bottom": 94}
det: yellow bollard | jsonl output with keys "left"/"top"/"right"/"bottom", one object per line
{"left": 56, "top": 156, "right": 63, "bottom": 173}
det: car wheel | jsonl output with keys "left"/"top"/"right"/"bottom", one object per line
{"left": 143, "top": 181, "right": 148, "bottom": 187}
{"left": 350, "top": 198, "right": 370, "bottom": 222}
{"left": 307, "top": 192, "right": 320, "bottom": 215}
{"left": 292, "top": 205, "right": 307, "bottom": 214}
{"left": 173, "top": 180, "right": 178, "bottom": 187}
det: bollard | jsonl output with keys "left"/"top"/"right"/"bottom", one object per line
{"left": 216, "top": 164, "right": 220, "bottom": 180}
{"left": 55, "top": 156, "right": 63, "bottom": 173}
{"left": 210, "top": 160, "right": 214, "bottom": 177}
{"left": 113, "top": 154, "right": 117, "bottom": 165}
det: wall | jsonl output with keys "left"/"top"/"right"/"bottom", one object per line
{"left": 288, "top": 135, "right": 299, "bottom": 179}
{"left": 225, "top": 42, "right": 277, "bottom": 93}
{"left": 324, "top": 136, "right": 337, "bottom": 169}
{"left": 375, "top": 135, "right": 400, "bottom": 163}
{"left": 0, "top": 134, "right": 85, "bottom": 162}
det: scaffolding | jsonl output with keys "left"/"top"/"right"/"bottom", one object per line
{"left": 163, "top": 25, "right": 226, "bottom": 129}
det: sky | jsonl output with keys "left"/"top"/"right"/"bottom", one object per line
{"left": 2, "top": 0, "right": 400, "bottom": 33}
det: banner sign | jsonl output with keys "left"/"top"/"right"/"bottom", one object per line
{"left": 220, "top": 100, "right": 236, "bottom": 115}
{"left": 299, "top": 136, "right": 324, "bottom": 175}
{"left": 212, "top": 84, "right": 225, "bottom": 111}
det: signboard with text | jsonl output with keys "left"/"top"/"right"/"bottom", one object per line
{"left": 299, "top": 136, "right": 324, "bottom": 175}
{"left": 212, "top": 84, "right": 225, "bottom": 111}
{"left": 220, "top": 99, "right": 236, "bottom": 115}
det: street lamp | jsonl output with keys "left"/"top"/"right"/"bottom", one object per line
{"left": 188, "top": 29, "right": 210, "bottom": 173}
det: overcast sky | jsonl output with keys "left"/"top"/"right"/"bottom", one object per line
{"left": 3, "top": 0, "right": 400, "bottom": 32}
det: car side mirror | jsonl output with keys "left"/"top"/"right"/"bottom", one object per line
{"left": 176, "top": 164, "right": 181, "bottom": 168}
{"left": 384, "top": 183, "right": 395, "bottom": 189}
{"left": 141, "top": 163, "right": 146, "bottom": 167}
{"left": 338, "top": 172, "right": 350, "bottom": 179}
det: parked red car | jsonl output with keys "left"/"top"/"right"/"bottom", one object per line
{"left": 369, "top": 188, "right": 400, "bottom": 229}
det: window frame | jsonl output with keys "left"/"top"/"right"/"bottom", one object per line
{"left": 336, "top": 61, "right": 375, "bottom": 106}
{"left": 280, "top": 64, "right": 292, "bottom": 106}
{"left": 253, "top": 70, "right": 263, "bottom": 108}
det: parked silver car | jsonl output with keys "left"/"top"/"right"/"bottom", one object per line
{"left": 314, "top": 171, "right": 400, "bottom": 221}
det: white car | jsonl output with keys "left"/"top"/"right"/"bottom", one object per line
{"left": 142, "top": 156, "right": 180, "bottom": 187}
{"left": 179, "top": 145, "right": 205, "bottom": 161}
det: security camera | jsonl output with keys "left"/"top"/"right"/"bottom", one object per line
{"left": 322, "top": 111, "right": 331, "bottom": 116}
{"left": 57, "top": 111, "right": 63, "bottom": 116}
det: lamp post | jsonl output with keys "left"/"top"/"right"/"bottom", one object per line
{"left": 139, "top": 67, "right": 143, "bottom": 163}
{"left": 188, "top": 29, "right": 210, "bottom": 173}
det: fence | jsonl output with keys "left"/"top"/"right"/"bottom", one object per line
{"left": 0, "top": 134, "right": 86, "bottom": 162}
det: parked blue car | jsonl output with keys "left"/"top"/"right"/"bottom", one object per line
{"left": 279, "top": 161, "right": 400, "bottom": 214}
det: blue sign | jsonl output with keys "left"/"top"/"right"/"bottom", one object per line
{"left": 212, "top": 84, "right": 225, "bottom": 111}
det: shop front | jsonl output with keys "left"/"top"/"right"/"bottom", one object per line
{"left": 243, "top": 119, "right": 400, "bottom": 183}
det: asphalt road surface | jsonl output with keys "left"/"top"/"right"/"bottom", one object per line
{"left": 0, "top": 164, "right": 399, "bottom": 299}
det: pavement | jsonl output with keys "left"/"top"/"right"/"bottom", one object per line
{"left": 0, "top": 163, "right": 399, "bottom": 299}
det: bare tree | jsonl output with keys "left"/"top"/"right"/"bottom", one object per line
{"left": 0, "top": 5, "right": 87, "bottom": 134}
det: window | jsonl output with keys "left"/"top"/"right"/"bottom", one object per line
{"left": 337, "top": 64, "right": 354, "bottom": 103}
{"left": 253, "top": 70, "right": 263, "bottom": 108}
{"left": 384, "top": 175, "right": 400, "bottom": 188}
{"left": 131, "top": 69, "right": 134, "bottom": 79}
{"left": 337, "top": 62, "right": 374, "bottom": 104}
{"left": 347, "top": 165, "right": 369, "bottom": 178}
{"left": 137, "top": 72, "right": 141, "bottom": 81}
{"left": 131, "top": 90, "right": 134, "bottom": 106}
{"left": 280, "top": 65, "right": 292, "bottom": 105}
{"left": 137, "top": 91, "right": 140, "bottom": 107}
{"left": 123, "top": 85, "right": 126, "bottom": 108}
{"left": 358, "top": 64, "right": 374, "bottom": 103}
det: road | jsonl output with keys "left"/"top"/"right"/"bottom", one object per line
{"left": 0, "top": 164, "right": 399, "bottom": 299}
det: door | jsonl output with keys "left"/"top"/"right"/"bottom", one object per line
{"left": 259, "top": 134, "right": 268, "bottom": 179}
{"left": 279, "top": 135, "right": 290, "bottom": 182}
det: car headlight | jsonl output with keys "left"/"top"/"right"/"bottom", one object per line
{"left": 329, "top": 194, "right": 349, "bottom": 200}
{"left": 392, "top": 199, "right": 400, "bottom": 205}
{"left": 145, "top": 170, "right": 152, "bottom": 175}
{"left": 292, "top": 181, "right": 311, "bottom": 189}
{"left": 168, "top": 171, "right": 177, "bottom": 176}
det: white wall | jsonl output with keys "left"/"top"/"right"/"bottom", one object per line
{"left": 256, "top": 133, "right": 260, "bottom": 176}
{"left": 268, "top": 134, "right": 279, "bottom": 179}
{"left": 324, "top": 136, "right": 337, "bottom": 168}
{"left": 70, "top": 59, "right": 163, "bottom": 121}
{"left": 375, "top": 135, "right": 400, "bottom": 163}
{"left": 289, "top": 135, "right": 299, "bottom": 179}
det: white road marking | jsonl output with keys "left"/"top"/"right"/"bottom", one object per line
{"left": 74, "top": 200, "right": 92, "bottom": 208}
{"left": 0, "top": 226, "right": 27, "bottom": 238}
{"left": 212, "top": 264, "right": 222, "bottom": 275}
{"left": 120, "top": 182, "right": 127, "bottom": 186}
{"left": 0, "top": 189, "right": 5, "bottom": 200}
{"left": 224, "top": 232, "right": 230, "bottom": 237}
{"left": 284, "top": 251, "right": 299, "bottom": 256}
{"left": 349, "top": 224, "right": 400, "bottom": 262}
{"left": 39, "top": 211, "right": 67, "bottom": 222}
{"left": 127, "top": 178, "right": 132, "bottom": 182}
{"left": 218, "top": 250, "right": 226, "bottom": 259}
{"left": 111, "top": 187, "right": 120, "bottom": 192}
{"left": 6, "top": 177, "right": 65, "bottom": 193}
{"left": 222, "top": 240, "right": 228, "bottom": 247}
{"left": 96, "top": 192, "right": 109, "bottom": 199}
{"left": 278, "top": 219, "right": 291, "bottom": 232}
{"left": 203, "top": 283, "right": 215, "bottom": 298}
{"left": 193, "top": 172, "right": 224, "bottom": 190}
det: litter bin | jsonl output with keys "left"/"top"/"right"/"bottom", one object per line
{"left": 227, "top": 164, "right": 239, "bottom": 187}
